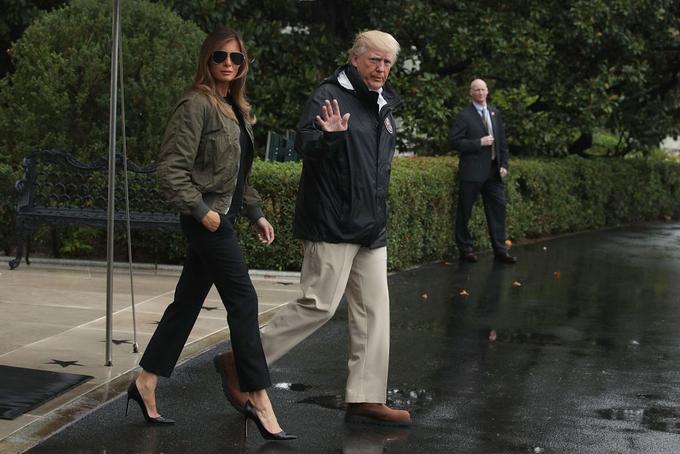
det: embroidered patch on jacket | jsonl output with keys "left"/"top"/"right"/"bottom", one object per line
{"left": 384, "top": 117, "right": 394, "bottom": 135}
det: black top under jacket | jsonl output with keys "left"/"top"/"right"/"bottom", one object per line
{"left": 293, "top": 64, "right": 402, "bottom": 248}
{"left": 224, "top": 95, "right": 253, "bottom": 222}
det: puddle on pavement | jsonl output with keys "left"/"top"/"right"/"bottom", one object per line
{"left": 395, "top": 320, "right": 448, "bottom": 334}
{"left": 483, "top": 330, "right": 631, "bottom": 351}
{"left": 636, "top": 393, "right": 665, "bottom": 400}
{"left": 597, "top": 407, "right": 680, "bottom": 433}
{"left": 296, "top": 388, "right": 432, "bottom": 412}
{"left": 273, "top": 382, "right": 311, "bottom": 391}
{"left": 587, "top": 337, "right": 617, "bottom": 350}
{"left": 491, "top": 329, "right": 562, "bottom": 346}
{"left": 387, "top": 388, "right": 433, "bottom": 408}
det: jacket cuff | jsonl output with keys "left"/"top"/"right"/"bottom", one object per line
{"left": 323, "top": 130, "right": 346, "bottom": 145}
{"left": 191, "top": 201, "right": 210, "bottom": 222}
{"left": 245, "top": 205, "right": 264, "bottom": 223}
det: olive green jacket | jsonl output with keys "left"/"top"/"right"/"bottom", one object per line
{"left": 157, "top": 90, "right": 263, "bottom": 223}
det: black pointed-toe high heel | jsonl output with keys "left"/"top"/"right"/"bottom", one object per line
{"left": 242, "top": 400, "right": 296, "bottom": 441}
{"left": 126, "top": 381, "right": 175, "bottom": 424}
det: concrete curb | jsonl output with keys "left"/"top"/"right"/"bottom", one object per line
{"left": 0, "top": 254, "right": 301, "bottom": 280}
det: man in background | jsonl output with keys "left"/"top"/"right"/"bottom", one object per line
{"left": 449, "top": 79, "right": 517, "bottom": 264}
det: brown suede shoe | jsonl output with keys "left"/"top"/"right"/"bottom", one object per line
{"left": 345, "top": 403, "right": 411, "bottom": 427}
{"left": 213, "top": 351, "right": 248, "bottom": 413}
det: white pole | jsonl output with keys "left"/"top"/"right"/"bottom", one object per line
{"left": 105, "top": 0, "right": 121, "bottom": 366}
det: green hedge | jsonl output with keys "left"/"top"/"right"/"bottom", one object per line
{"left": 506, "top": 157, "right": 680, "bottom": 239}
{"left": 232, "top": 156, "right": 680, "bottom": 271}
{"left": 3, "top": 156, "right": 679, "bottom": 270}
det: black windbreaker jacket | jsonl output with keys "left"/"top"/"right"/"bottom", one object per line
{"left": 293, "top": 64, "right": 402, "bottom": 248}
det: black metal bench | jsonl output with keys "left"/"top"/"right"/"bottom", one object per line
{"left": 9, "top": 149, "right": 179, "bottom": 269}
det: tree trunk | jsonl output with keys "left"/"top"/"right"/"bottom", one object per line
{"left": 568, "top": 132, "right": 593, "bottom": 157}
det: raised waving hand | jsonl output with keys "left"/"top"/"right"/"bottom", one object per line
{"left": 315, "top": 99, "right": 350, "bottom": 132}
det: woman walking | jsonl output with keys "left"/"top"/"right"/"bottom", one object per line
{"left": 125, "top": 27, "right": 295, "bottom": 441}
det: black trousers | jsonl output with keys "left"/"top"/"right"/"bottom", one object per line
{"left": 140, "top": 214, "right": 271, "bottom": 391}
{"left": 455, "top": 162, "right": 508, "bottom": 255}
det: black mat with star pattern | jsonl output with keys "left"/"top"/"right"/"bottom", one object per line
{"left": 0, "top": 365, "right": 92, "bottom": 420}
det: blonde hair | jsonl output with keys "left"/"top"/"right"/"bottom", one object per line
{"left": 347, "top": 30, "right": 400, "bottom": 63}
{"left": 192, "top": 28, "right": 254, "bottom": 124}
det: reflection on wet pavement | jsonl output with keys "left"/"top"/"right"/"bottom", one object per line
{"left": 298, "top": 394, "right": 345, "bottom": 411}
{"left": 342, "top": 425, "right": 410, "bottom": 454}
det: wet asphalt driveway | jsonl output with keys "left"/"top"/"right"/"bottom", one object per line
{"left": 28, "top": 221, "right": 680, "bottom": 453}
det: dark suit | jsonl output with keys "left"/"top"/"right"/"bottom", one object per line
{"left": 449, "top": 103, "right": 509, "bottom": 255}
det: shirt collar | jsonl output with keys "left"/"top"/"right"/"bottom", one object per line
{"left": 337, "top": 70, "right": 353, "bottom": 90}
{"left": 339, "top": 70, "right": 387, "bottom": 111}
{"left": 473, "top": 101, "right": 488, "bottom": 112}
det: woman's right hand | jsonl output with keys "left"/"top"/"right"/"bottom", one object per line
{"left": 201, "top": 210, "right": 221, "bottom": 232}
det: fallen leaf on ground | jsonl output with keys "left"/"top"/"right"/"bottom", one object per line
{"left": 553, "top": 271, "right": 561, "bottom": 279}
{"left": 420, "top": 293, "right": 428, "bottom": 300}
{"left": 459, "top": 289, "right": 469, "bottom": 297}
{"left": 512, "top": 281, "right": 522, "bottom": 287}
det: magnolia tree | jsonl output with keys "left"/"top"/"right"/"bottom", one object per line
{"left": 0, "top": 0, "right": 204, "bottom": 165}
{"left": 2, "top": 0, "right": 679, "bottom": 160}
{"left": 166, "top": 0, "right": 680, "bottom": 157}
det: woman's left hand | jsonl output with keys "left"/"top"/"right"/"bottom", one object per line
{"left": 254, "top": 217, "right": 275, "bottom": 245}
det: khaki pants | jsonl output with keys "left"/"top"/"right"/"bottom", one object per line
{"left": 260, "top": 241, "right": 390, "bottom": 403}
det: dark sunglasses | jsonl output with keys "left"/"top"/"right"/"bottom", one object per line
{"left": 211, "top": 51, "right": 244, "bottom": 65}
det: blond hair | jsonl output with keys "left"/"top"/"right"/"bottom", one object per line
{"left": 347, "top": 30, "right": 400, "bottom": 63}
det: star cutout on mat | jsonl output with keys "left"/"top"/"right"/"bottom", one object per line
{"left": 201, "top": 306, "right": 218, "bottom": 311}
{"left": 47, "top": 359, "right": 85, "bottom": 368}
